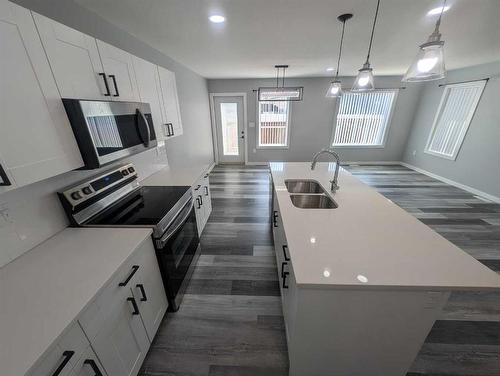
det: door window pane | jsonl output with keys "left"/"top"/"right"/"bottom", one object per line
{"left": 220, "top": 103, "right": 239, "bottom": 155}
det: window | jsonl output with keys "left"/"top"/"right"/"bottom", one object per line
{"left": 219, "top": 102, "right": 239, "bottom": 156}
{"left": 425, "top": 80, "right": 486, "bottom": 160}
{"left": 258, "top": 101, "right": 290, "bottom": 147}
{"left": 332, "top": 90, "right": 397, "bottom": 147}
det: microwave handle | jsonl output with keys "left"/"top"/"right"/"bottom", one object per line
{"left": 136, "top": 109, "right": 151, "bottom": 147}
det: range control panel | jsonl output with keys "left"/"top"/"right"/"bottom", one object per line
{"left": 60, "top": 163, "right": 138, "bottom": 207}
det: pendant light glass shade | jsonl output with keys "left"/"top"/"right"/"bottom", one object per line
{"left": 326, "top": 80, "right": 342, "bottom": 97}
{"left": 352, "top": 62, "right": 375, "bottom": 91}
{"left": 402, "top": 0, "right": 447, "bottom": 82}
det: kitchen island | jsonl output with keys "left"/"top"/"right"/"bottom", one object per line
{"left": 269, "top": 162, "right": 500, "bottom": 376}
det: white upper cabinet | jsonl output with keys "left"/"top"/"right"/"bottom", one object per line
{"left": 133, "top": 56, "right": 167, "bottom": 141}
{"left": 157, "top": 66, "right": 183, "bottom": 138}
{"left": 0, "top": 0, "right": 82, "bottom": 190}
{"left": 32, "top": 13, "right": 107, "bottom": 100}
{"left": 96, "top": 40, "right": 140, "bottom": 102}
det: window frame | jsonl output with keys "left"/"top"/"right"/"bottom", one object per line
{"left": 424, "top": 80, "right": 487, "bottom": 161}
{"left": 256, "top": 100, "right": 292, "bottom": 149}
{"left": 330, "top": 89, "right": 399, "bottom": 149}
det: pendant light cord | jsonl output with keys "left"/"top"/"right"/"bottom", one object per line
{"left": 335, "top": 19, "right": 347, "bottom": 79}
{"left": 365, "top": 0, "right": 381, "bottom": 63}
{"left": 435, "top": 0, "right": 447, "bottom": 32}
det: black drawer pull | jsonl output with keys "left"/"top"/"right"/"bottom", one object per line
{"left": 108, "top": 74, "right": 119, "bottom": 96}
{"left": 165, "top": 123, "right": 172, "bottom": 136}
{"left": 282, "top": 245, "right": 290, "bottom": 261}
{"left": 119, "top": 265, "right": 139, "bottom": 287}
{"left": 273, "top": 211, "right": 278, "bottom": 227}
{"left": 198, "top": 194, "right": 203, "bottom": 206}
{"left": 282, "top": 271, "right": 289, "bottom": 289}
{"left": 170, "top": 123, "right": 175, "bottom": 136}
{"left": 136, "top": 283, "right": 148, "bottom": 301}
{"left": 194, "top": 184, "right": 201, "bottom": 190}
{"left": 196, "top": 197, "right": 202, "bottom": 209}
{"left": 204, "top": 174, "right": 209, "bottom": 178}
{"left": 83, "top": 359, "right": 103, "bottom": 376}
{"left": 0, "top": 164, "right": 11, "bottom": 186}
{"left": 281, "top": 261, "right": 287, "bottom": 278}
{"left": 204, "top": 186, "right": 209, "bottom": 196}
{"left": 127, "top": 296, "right": 140, "bottom": 315}
{"left": 52, "top": 350, "right": 74, "bottom": 376}
{"left": 98, "top": 73, "right": 111, "bottom": 96}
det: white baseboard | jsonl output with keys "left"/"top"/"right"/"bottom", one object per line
{"left": 245, "top": 161, "right": 269, "bottom": 166}
{"left": 343, "top": 161, "right": 402, "bottom": 165}
{"left": 400, "top": 162, "right": 500, "bottom": 204}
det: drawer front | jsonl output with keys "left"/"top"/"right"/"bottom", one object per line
{"left": 27, "top": 323, "right": 89, "bottom": 376}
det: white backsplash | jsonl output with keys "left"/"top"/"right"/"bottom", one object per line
{"left": 0, "top": 146, "right": 169, "bottom": 268}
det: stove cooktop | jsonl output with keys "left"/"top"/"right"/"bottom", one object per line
{"left": 86, "top": 185, "right": 191, "bottom": 227}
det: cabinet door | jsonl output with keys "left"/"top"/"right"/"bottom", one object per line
{"left": 0, "top": 0, "right": 83, "bottom": 189}
{"left": 192, "top": 182, "right": 204, "bottom": 235}
{"left": 157, "top": 66, "right": 183, "bottom": 138}
{"left": 201, "top": 173, "right": 212, "bottom": 227}
{"left": 132, "top": 240, "right": 168, "bottom": 341}
{"left": 96, "top": 40, "right": 140, "bottom": 102}
{"left": 71, "top": 346, "right": 107, "bottom": 376}
{"left": 133, "top": 56, "right": 166, "bottom": 141}
{"left": 32, "top": 13, "right": 106, "bottom": 100}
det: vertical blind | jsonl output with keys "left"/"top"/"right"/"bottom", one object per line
{"left": 333, "top": 90, "right": 397, "bottom": 146}
{"left": 426, "top": 80, "right": 487, "bottom": 160}
{"left": 258, "top": 101, "right": 290, "bottom": 147}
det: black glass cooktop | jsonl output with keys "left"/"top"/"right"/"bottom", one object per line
{"left": 86, "top": 185, "right": 190, "bottom": 226}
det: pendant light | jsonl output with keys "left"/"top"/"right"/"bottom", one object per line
{"left": 326, "top": 13, "right": 353, "bottom": 98}
{"left": 352, "top": 0, "right": 381, "bottom": 91}
{"left": 258, "top": 65, "right": 304, "bottom": 101}
{"left": 402, "top": 0, "right": 447, "bottom": 82}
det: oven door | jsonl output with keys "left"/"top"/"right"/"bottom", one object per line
{"left": 62, "top": 99, "right": 157, "bottom": 169}
{"left": 155, "top": 196, "right": 200, "bottom": 311}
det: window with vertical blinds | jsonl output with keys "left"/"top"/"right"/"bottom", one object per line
{"left": 332, "top": 90, "right": 397, "bottom": 147}
{"left": 258, "top": 101, "right": 290, "bottom": 147}
{"left": 425, "top": 80, "right": 487, "bottom": 160}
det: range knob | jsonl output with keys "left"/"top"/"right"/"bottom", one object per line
{"left": 122, "top": 169, "right": 129, "bottom": 176}
{"left": 82, "top": 186, "right": 92, "bottom": 195}
{"left": 70, "top": 191, "right": 82, "bottom": 200}
{"left": 128, "top": 167, "right": 135, "bottom": 173}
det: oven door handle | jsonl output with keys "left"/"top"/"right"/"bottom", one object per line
{"left": 157, "top": 197, "right": 194, "bottom": 248}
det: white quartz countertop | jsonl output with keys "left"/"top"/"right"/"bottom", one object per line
{"left": 270, "top": 162, "right": 500, "bottom": 291}
{"left": 141, "top": 162, "right": 212, "bottom": 186}
{"left": 0, "top": 227, "right": 153, "bottom": 376}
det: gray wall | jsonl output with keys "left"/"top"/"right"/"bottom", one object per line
{"left": 0, "top": 0, "right": 214, "bottom": 267}
{"left": 208, "top": 76, "right": 422, "bottom": 163}
{"left": 402, "top": 62, "right": 500, "bottom": 199}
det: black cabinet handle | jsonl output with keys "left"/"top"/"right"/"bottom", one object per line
{"left": 169, "top": 123, "right": 174, "bottom": 136}
{"left": 98, "top": 73, "right": 111, "bottom": 96}
{"left": 52, "top": 351, "right": 74, "bottom": 376}
{"left": 127, "top": 296, "right": 140, "bottom": 315}
{"left": 136, "top": 283, "right": 148, "bottom": 301}
{"left": 196, "top": 197, "right": 202, "bottom": 209}
{"left": 282, "top": 245, "right": 290, "bottom": 261}
{"left": 0, "top": 164, "right": 11, "bottom": 186}
{"left": 204, "top": 186, "right": 209, "bottom": 196}
{"left": 194, "top": 184, "right": 201, "bottom": 190}
{"left": 204, "top": 174, "right": 209, "bottom": 178}
{"left": 282, "top": 271, "right": 289, "bottom": 289}
{"left": 164, "top": 123, "right": 171, "bottom": 136}
{"left": 108, "top": 74, "right": 119, "bottom": 96}
{"left": 198, "top": 194, "right": 203, "bottom": 206}
{"left": 83, "top": 359, "right": 103, "bottom": 376}
{"left": 119, "top": 265, "right": 139, "bottom": 287}
{"left": 281, "top": 261, "right": 287, "bottom": 278}
{"left": 273, "top": 211, "right": 278, "bottom": 227}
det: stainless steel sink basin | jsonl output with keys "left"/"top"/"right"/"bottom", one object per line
{"left": 290, "top": 194, "right": 338, "bottom": 209}
{"left": 285, "top": 180, "right": 326, "bottom": 194}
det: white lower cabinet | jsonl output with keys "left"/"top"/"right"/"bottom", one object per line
{"left": 77, "top": 239, "right": 167, "bottom": 376}
{"left": 192, "top": 171, "right": 212, "bottom": 235}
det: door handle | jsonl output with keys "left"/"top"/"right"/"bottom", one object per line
{"left": 119, "top": 265, "right": 139, "bottom": 286}
{"left": 282, "top": 245, "right": 290, "bottom": 261}
{"left": 83, "top": 359, "right": 103, "bottom": 376}
{"left": 136, "top": 283, "right": 148, "bottom": 301}
{"left": 108, "top": 74, "right": 119, "bottom": 97}
{"left": 127, "top": 297, "right": 140, "bottom": 315}
{"left": 52, "top": 351, "right": 74, "bottom": 376}
{"left": 98, "top": 73, "right": 111, "bottom": 96}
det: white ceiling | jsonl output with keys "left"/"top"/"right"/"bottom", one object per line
{"left": 75, "top": 0, "right": 500, "bottom": 79}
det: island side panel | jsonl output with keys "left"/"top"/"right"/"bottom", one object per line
{"left": 288, "top": 288, "right": 450, "bottom": 376}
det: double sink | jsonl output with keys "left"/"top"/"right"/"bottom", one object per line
{"left": 285, "top": 180, "right": 338, "bottom": 209}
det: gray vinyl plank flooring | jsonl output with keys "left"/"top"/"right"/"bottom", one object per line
{"left": 140, "top": 163, "right": 500, "bottom": 376}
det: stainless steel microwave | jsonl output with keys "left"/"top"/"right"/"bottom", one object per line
{"left": 62, "top": 99, "right": 157, "bottom": 169}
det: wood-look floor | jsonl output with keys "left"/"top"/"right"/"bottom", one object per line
{"left": 140, "top": 164, "right": 500, "bottom": 376}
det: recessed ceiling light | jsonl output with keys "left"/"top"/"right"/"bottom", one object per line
{"left": 209, "top": 15, "right": 225, "bottom": 23}
{"left": 326, "top": 67, "right": 335, "bottom": 72}
{"left": 427, "top": 5, "right": 450, "bottom": 16}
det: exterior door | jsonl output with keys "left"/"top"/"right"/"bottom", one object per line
{"left": 213, "top": 96, "right": 245, "bottom": 163}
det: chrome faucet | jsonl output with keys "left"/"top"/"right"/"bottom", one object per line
{"left": 311, "top": 148, "right": 341, "bottom": 192}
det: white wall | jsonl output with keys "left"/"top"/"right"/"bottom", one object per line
{"left": 0, "top": 0, "right": 214, "bottom": 267}
{"left": 207, "top": 76, "right": 422, "bottom": 163}
{"left": 402, "top": 62, "right": 500, "bottom": 199}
